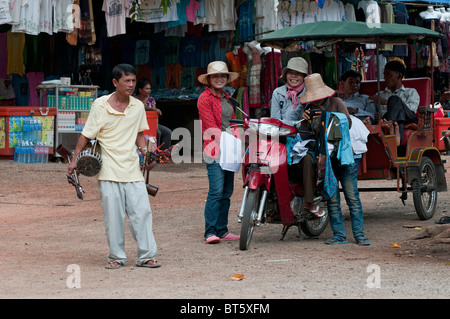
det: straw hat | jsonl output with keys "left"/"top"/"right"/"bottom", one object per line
{"left": 281, "top": 57, "right": 309, "bottom": 83}
{"left": 299, "top": 73, "right": 336, "bottom": 104}
{"left": 198, "top": 61, "right": 239, "bottom": 85}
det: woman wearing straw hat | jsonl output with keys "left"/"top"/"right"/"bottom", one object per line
{"left": 197, "top": 61, "right": 241, "bottom": 244}
{"left": 270, "top": 57, "right": 309, "bottom": 127}
{"left": 300, "top": 73, "right": 370, "bottom": 246}
{"left": 271, "top": 57, "right": 325, "bottom": 216}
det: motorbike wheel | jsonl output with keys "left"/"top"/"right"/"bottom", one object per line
{"left": 300, "top": 207, "right": 329, "bottom": 237}
{"left": 240, "top": 188, "right": 261, "bottom": 250}
{"left": 412, "top": 156, "right": 437, "bottom": 220}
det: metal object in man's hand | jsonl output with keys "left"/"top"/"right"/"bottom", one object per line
{"left": 56, "top": 144, "right": 84, "bottom": 200}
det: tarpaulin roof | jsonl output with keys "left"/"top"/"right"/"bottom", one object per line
{"left": 259, "top": 21, "right": 444, "bottom": 51}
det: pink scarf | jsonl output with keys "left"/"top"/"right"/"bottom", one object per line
{"left": 285, "top": 83, "right": 305, "bottom": 110}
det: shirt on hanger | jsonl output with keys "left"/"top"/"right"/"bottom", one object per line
{"left": 0, "top": 0, "right": 12, "bottom": 25}
{"left": 206, "top": 0, "right": 235, "bottom": 32}
{"left": 186, "top": 0, "right": 200, "bottom": 23}
{"left": 11, "top": 0, "right": 41, "bottom": 35}
{"left": 135, "top": 0, "right": 178, "bottom": 23}
{"left": 53, "top": 0, "right": 76, "bottom": 33}
{"left": 102, "top": 0, "right": 130, "bottom": 37}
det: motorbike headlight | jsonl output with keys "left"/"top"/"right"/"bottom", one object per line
{"left": 250, "top": 123, "right": 292, "bottom": 137}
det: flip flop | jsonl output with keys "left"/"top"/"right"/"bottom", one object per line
{"left": 325, "top": 237, "right": 348, "bottom": 245}
{"left": 355, "top": 236, "right": 371, "bottom": 246}
{"left": 136, "top": 260, "right": 161, "bottom": 268}
{"left": 105, "top": 261, "right": 123, "bottom": 269}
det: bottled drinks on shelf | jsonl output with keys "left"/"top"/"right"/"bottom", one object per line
{"left": 13, "top": 117, "right": 49, "bottom": 164}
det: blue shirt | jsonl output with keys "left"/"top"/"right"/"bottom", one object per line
{"left": 342, "top": 92, "right": 376, "bottom": 121}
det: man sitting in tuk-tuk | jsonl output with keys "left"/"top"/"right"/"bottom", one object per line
{"left": 339, "top": 70, "right": 376, "bottom": 125}
{"left": 369, "top": 61, "right": 420, "bottom": 146}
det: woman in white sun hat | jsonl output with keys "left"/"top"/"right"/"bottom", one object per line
{"left": 197, "top": 61, "right": 241, "bottom": 244}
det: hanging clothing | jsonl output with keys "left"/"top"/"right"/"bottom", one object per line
{"left": 0, "top": 0, "right": 12, "bottom": 25}
{"left": 261, "top": 50, "right": 282, "bottom": 108}
{"left": 238, "top": 0, "right": 253, "bottom": 41}
{"left": 248, "top": 48, "right": 261, "bottom": 108}
{"left": 135, "top": 0, "right": 178, "bottom": 23}
{"left": 54, "top": 0, "right": 76, "bottom": 33}
{"left": 11, "top": 0, "right": 41, "bottom": 35}
{"left": 6, "top": 30, "right": 25, "bottom": 76}
{"left": 102, "top": 0, "right": 130, "bottom": 37}
{"left": 225, "top": 51, "right": 241, "bottom": 88}
{"left": 206, "top": 0, "right": 236, "bottom": 32}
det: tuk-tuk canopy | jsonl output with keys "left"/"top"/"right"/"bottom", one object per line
{"left": 259, "top": 21, "right": 445, "bottom": 51}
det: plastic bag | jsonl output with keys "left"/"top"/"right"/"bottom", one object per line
{"left": 219, "top": 131, "right": 242, "bottom": 172}
{"left": 433, "top": 102, "right": 444, "bottom": 118}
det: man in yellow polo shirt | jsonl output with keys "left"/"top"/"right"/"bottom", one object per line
{"left": 68, "top": 64, "right": 160, "bottom": 269}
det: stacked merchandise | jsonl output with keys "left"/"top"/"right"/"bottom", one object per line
{"left": 13, "top": 117, "right": 51, "bottom": 164}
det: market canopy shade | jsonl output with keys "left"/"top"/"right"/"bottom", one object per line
{"left": 259, "top": 21, "right": 445, "bottom": 51}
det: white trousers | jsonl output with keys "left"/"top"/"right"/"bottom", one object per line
{"left": 98, "top": 181, "right": 157, "bottom": 266}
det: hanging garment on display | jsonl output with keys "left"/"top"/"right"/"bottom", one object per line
{"left": 135, "top": 0, "right": 178, "bottom": 23}
{"left": 0, "top": 0, "right": 12, "bottom": 25}
{"left": 102, "top": 0, "right": 130, "bottom": 37}
{"left": 206, "top": 0, "right": 236, "bottom": 32}
{"left": 255, "top": 0, "right": 277, "bottom": 38}
{"left": 186, "top": 0, "right": 200, "bottom": 23}
{"left": 168, "top": 0, "right": 189, "bottom": 28}
{"left": 66, "top": 0, "right": 79, "bottom": 46}
{"left": 6, "top": 30, "right": 25, "bottom": 76}
{"left": 225, "top": 50, "right": 241, "bottom": 88}
{"left": 0, "top": 32, "right": 6, "bottom": 78}
{"left": 40, "top": 0, "right": 53, "bottom": 35}
{"left": 11, "top": 0, "right": 40, "bottom": 35}
{"left": 54, "top": 0, "right": 76, "bottom": 33}
{"left": 248, "top": 45, "right": 261, "bottom": 109}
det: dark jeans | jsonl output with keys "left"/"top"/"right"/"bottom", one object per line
{"left": 204, "top": 160, "right": 235, "bottom": 239}
{"left": 327, "top": 159, "right": 365, "bottom": 239}
{"left": 382, "top": 96, "right": 417, "bottom": 144}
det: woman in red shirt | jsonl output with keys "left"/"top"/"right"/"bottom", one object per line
{"left": 197, "top": 61, "right": 240, "bottom": 244}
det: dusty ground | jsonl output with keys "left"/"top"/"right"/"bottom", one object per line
{"left": 0, "top": 154, "right": 449, "bottom": 301}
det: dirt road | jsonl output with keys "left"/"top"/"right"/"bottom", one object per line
{"left": 0, "top": 156, "right": 449, "bottom": 301}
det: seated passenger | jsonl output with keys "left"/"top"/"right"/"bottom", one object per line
{"left": 369, "top": 61, "right": 420, "bottom": 146}
{"left": 270, "top": 58, "right": 324, "bottom": 217}
{"left": 340, "top": 70, "right": 376, "bottom": 125}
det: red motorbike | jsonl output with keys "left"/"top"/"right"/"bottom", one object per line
{"left": 232, "top": 117, "right": 329, "bottom": 250}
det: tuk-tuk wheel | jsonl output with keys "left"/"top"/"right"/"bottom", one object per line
{"left": 411, "top": 157, "right": 437, "bottom": 220}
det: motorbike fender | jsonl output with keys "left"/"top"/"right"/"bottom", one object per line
{"left": 244, "top": 169, "right": 271, "bottom": 191}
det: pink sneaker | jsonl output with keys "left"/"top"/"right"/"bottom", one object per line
{"left": 220, "top": 233, "right": 240, "bottom": 241}
{"left": 204, "top": 235, "right": 220, "bottom": 244}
